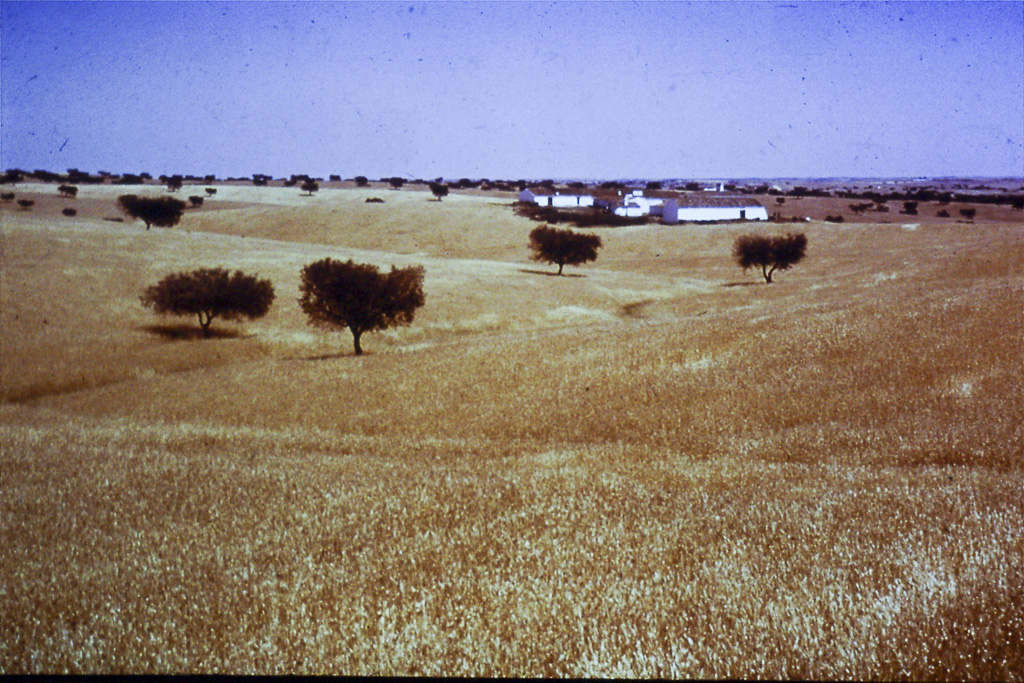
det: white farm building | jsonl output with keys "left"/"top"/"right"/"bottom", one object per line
{"left": 518, "top": 188, "right": 595, "bottom": 208}
{"left": 519, "top": 186, "right": 768, "bottom": 223}
{"left": 662, "top": 196, "right": 768, "bottom": 223}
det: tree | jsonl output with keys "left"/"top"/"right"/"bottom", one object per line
{"left": 960, "top": 207, "right": 977, "bottom": 220}
{"left": 140, "top": 268, "right": 275, "bottom": 338}
{"left": 188, "top": 195, "right": 204, "bottom": 207}
{"left": 298, "top": 258, "right": 425, "bottom": 356}
{"left": 0, "top": 192, "right": 14, "bottom": 202}
{"left": 733, "top": 232, "right": 808, "bottom": 284}
{"left": 165, "top": 175, "right": 183, "bottom": 192}
{"left": 205, "top": 187, "right": 217, "bottom": 196}
{"left": 388, "top": 177, "right": 406, "bottom": 190}
{"left": 62, "top": 208, "right": 77, "bottom": 217}
{"left": 528, "top": 224, "right": 602, "bottom": 276}
{"left": 301, "top": 180, "right": 319, "bottom": 196}
{"left": 354, "top": 176, "right": 369, "bottom": 187}
{"left": 429, "top": 182, "right": 449, "bottom": 201}
{"left": 58, "top": 184, "right": 78, "bottom": 198}
{"left": 117, "top": 194, "right": 186, "bottom": 229}
{"left": 17, "top": 199, "right": 34, "bottom": 210}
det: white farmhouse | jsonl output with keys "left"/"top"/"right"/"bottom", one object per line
{"left": 662, "top": 196, "right": 768, "bottom": 223}
{"left": 518, "top": 188, "right": 595, "bottom": 208}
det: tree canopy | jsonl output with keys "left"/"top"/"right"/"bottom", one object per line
{"left": 733, "top": 232, "right": 808, "bottom": 283}
{"left": 429, "top": 182, "right": 449, "bottom": 201}
{"left": 140, "top": 268, "right": 275, "bottom": 338}
{"left": 117, "top": 194, "right": 186, "bottom": 229}
{"left": 298, "top": 258, "right": 425, "bottom": 355}
{"left": 528, "top": 224, "right": 603, "bottom": 275}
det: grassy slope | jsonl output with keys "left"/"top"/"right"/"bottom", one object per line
{"left": 1, "top": 184, "right": 1023, "bottom": 677}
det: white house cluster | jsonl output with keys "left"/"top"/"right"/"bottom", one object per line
{"left": 518, "top": 187, "right": 769, "bottom": 223}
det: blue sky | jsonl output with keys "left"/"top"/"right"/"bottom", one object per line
{"left": 2, "top": 1, "right": 1022, "bottom": 180}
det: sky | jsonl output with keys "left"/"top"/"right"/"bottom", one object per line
{"left": 2, "top": 1, "right": 1022, "bottom": 181}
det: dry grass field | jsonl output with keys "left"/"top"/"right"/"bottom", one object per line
{"left": 2, "top": 182, "right": 1022, "bottom": 677}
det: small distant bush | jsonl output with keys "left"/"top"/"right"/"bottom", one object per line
{"left": 901, "top": 201, "right": 919, "bottom": 215}
{"left": 776, "top": 197, "right": 786, "bottom": 204}
{"left": 205, "top": 187, "right": 217, "bottom": 196}
{"left": 141, "top": 268, "right": 275, "bottom": 338}
{"left": 825, "top": 215, "right": 845, "bottom": 223}
{"left": 62, "top": 208, "right": 77, "bottom": 217}
{"left": 188, "top": 196, "right": 204, "bottom": 207}
{"left": 365, "top": 197, "right": 385, "bottom": 203}
{"left": 387, "top": 177, "right": 406, "bottom": 190}
{"left": 17, "top": 199, "right": 34, "bottom": 210}
{"left": 960, "top": 207, "right": 977, "bottom": 220}
{"left": 937, "top": 209, "right": 950, "bottom": 218}
{"left": 58, "top": 184, "right": 78, "bottom": 198}
{"left": 733, "top": 232, "right": 808, "bottom": 284}
{"left": 528, "top": 225, "right": 603, "bottom": 276}
{"left": 329, "top": 175, "right": 341, "bottom": 182}
{"left": 1, "top": 192, "right": 14, "bottom": 202}
{"left": 355, "top": 176, "right": 369, "bottom": 187}
{"left": 429, "top": 182, "right": 449, "bottom": 201}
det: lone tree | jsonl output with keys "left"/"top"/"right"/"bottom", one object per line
{"left": 17, "top": 199, "right": 35, "bottom": 210}
{"left": 354, "top": 176, "right": 369, "bottom": 187}
{"left": 205, "top": 187, "right": 217, "bottom": 196}
{"left": 298, "top": 258, "right": 425, "bottom": 356}
{"left": 140, "top": 268, "right": 275, "bottom": 338}
{"left": 733, "top": 232, "right": 808, "bottom": 283}
{"left": 58, "top": 184, "right": 78, "bottom": 198}
{"left": 387, "top": 177, "right": 406, "bottom": 190}
{"left": 429, "top": 182, "right": 449, "bottom": 201}
{"left": 528, "top": 224, "right": 603, "bottom": 276}
{"left": 301, "top": 180, "right": 319, "bottom": 196}
{"left": 118, "top": 194, "right": 186, "bottom": 229}
{"left": 188, "top": 195, "right": 204, "bottom": 207}
{"left": 165, "top": 175, "right": 183, "bottom": 192}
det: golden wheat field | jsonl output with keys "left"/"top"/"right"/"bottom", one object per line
{"left": 1, "top": 182, "right": 1022, "bottom": 677}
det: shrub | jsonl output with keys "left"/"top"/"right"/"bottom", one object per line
{"left": 62, "top": 208, "right": 77, "bottom": 217}
{"left": 355, "top": 176, "right": 369, "bottom": 187}
{"left": 298, "top": 258, "right": 425, "bottom": 356}
{"left": 165, "top": 175, "right": 183, "bottom": 192}
{"left": 117, "top": 194, "right": 186, "bottom": 229}
{"left": 937, "top": 209, "right": 950, "bottom": 218}
{"left": 733, "top": 232, "right": 808, "bottom": 283}
{"left": 825, "top": 215, "right": 845, "bottom": 223}
{"left": 188, "top": 196, "right": 204, "bottom": 207}
{"left": 365, "top": 197, "right": 385, "bottom": 203}
{"left": 205, "top": 187, "right": 217, "bottom": 196}
{"left": 17, "top": 199, "right": 34, "bottom": 210}
{"left": 429, "top": 182, "right": 449, "bottom": 201}
{"left": 58, "top": 184, "right": 78, "bottom": 198}
{"left": 528, "top": 225, "right": 603, "bottom": 276}
{"left": 388, "top": 177, "right": 406, "bottom": 190}
{"left": 140, "top": 268, "right": 275, "bottom": 338}
{"left": 960, "top": 207, "right": 977, "bottom": 220}
{"left": 1, "top": 192, "right": 14, "bottom": 202}
{"left": 902, "top": 201, "right": 919, "bottom": 215}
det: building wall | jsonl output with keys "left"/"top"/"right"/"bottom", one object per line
{"left": 662, "top": 202, "right": 769, "bottom": 223}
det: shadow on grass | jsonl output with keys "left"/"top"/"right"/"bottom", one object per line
{"left": 722, "top": 281, "right": 761, "bottom": 288}
{"left": 140, "top": 323, "right": 247, "bottom": 341}
{"left": 519, "top": 268, "right": 586, "bottom": 278}
{"left": 283, "top": 351, "right": 362, "bottom": 362}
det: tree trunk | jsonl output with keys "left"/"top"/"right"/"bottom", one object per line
{"left": 198, "top": 312, "right": 213, "bottom": 338}
{"left": 557, "top": 262, "right": 564, "bottom": 276}
{"left": 351, "top": 328, "right": 363, "bottom": 355}
{"left": 762, "top": 264, "right": 775, "bottom": 283}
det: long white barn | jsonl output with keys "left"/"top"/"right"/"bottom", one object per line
{"left": 662, "top": 196, "right": 768, "bottom": 223}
